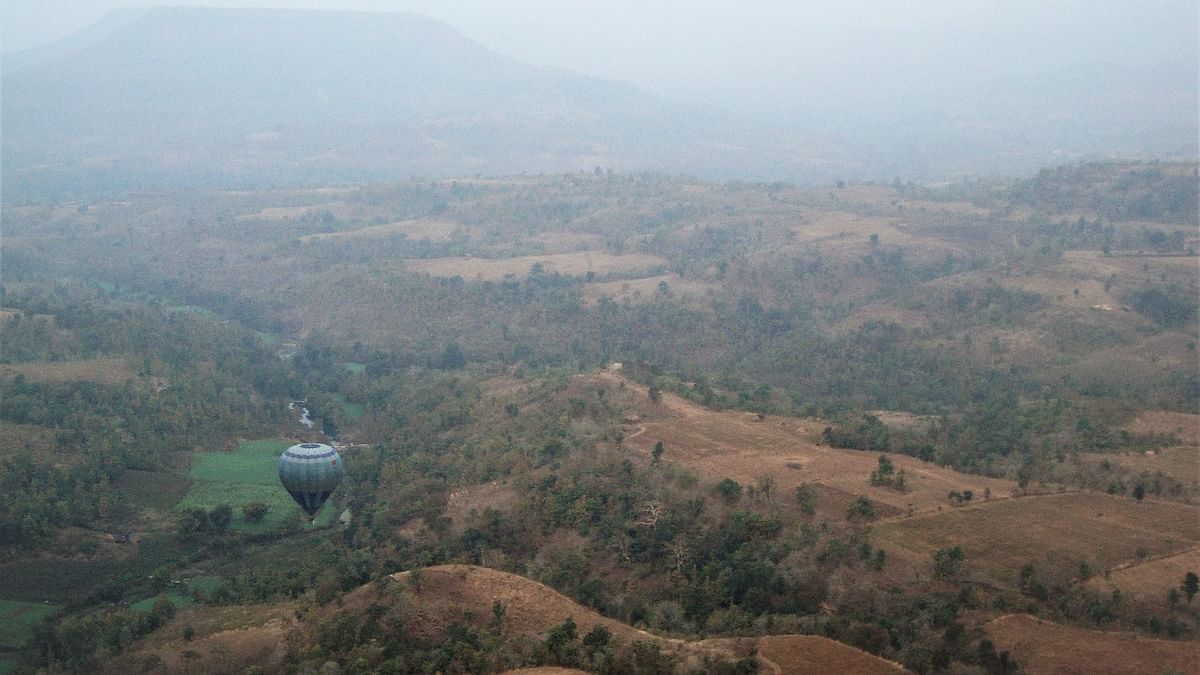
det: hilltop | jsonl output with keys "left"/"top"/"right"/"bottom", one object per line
{"left": 1, "top": 7, "right": 830, "bottom": 201}
{"left": 98, "top": 565, "right": 906, "bottom": 674}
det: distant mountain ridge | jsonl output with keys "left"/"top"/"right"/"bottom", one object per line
{"left": 1, "top": 7, "right": 833, "bottom": 201}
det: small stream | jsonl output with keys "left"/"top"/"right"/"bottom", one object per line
{"left": 288, "top": 400, "right": 315, "bottom": 429}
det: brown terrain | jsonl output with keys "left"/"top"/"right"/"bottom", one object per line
{"left": 608, "top": 371, "right": 1016, "bottom": 514}
{"left": 873, "top": 492, "right": 1200, "bottom": 584}
{"left": 379, "top": 565, "right": 906, "bottom": 675}
{"left": 757, "top": 635, "right": 908, "bottom": 674}
{"left": 102, "top": 604, "right": 297, "bottom": 675}
{"left": 985, "top": 614, "right": 1200, "bottom": 675}
{"left": 1088, "top": 546, "right": 1200, "bottom": 604}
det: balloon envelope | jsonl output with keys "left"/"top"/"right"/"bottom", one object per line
{"left": 278, "top": 442, "right": 344, "bottom": 518}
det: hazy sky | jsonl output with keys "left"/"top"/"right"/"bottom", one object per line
{"left": 4, "top": 1, "right": 1196, "bottom": 112}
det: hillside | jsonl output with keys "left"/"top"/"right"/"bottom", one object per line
{"left": 0, "top": 163, "right": 1196, "bottom": 673}
{"left": 1, "top": 7, "right": 830, "bottom": 201}
{"left": 100, "top": 565, "right": 906, "bottom": 674}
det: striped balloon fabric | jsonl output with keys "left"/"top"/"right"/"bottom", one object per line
{"left": 278, "top": 442, "right": 344, "bottom": 519}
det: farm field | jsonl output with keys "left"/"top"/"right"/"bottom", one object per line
{"left": 1096, "top": 445, "right": 1200, "bottom": 489}
{"left": 330, "top": 393, "right": 365, "bottom": 420}
{"left": 234, "top": 201, "right": 353, "bottom": 221}
{"left": 403, "top": 252, "right": 669, "bottom": 281}
{"left": 178, "top": 440, "right": 335, "bottom": 532}
{"left": 1124, "top": 410, "right": 1200, "bottom": 445}
{"left": 581, "top": 274, "right": 715, "bottom": 306}
{"left": 873, "top": 492, "right": 1200, "bottom": 584}
{"left": 613, "top": 375, "right": 1016, "bottom": 513}
{"left": 757, "top": 635, "right": 906, "bottom": 674}
{"left": 0, "top": 358, "right": 134, "bottom": 385}
{"left": 984, "top": 614, "right": 1199, "bottom": 675}
{"left": 299, "top": 217, "right": 462, "bottom": 243}
{"left": 1088, "top": 546, "right": 1200, "bottom": 604}
{"left": 0, "top": 599, "right": 60, "bottom": 649}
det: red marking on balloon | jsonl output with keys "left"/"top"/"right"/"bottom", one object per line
{"left": 331, "top": 459, "right": 337, "bottom": 465}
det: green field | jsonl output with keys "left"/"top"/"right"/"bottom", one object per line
{"left": 178, "top": 440, "right": 335, "bottom": 532}
{"left": 342, "top": 361, "right": 366, "bottom": 375}
{"left": 0, "top": 657, "right": 16, "bottom": 675}
{"left": 129, "top": 591, "right": 192, "bottom": 612}
{"left": 331, "top": 393, "right": 365, "bottom": 420}
{"left": 0, "top": 599, "right": 60, "bottom": 648}
{"left": 129, "top": 574, "right": 223, "bottom": 611}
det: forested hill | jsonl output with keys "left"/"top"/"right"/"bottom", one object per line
{"left": 1, "top": 7, "right": 824, "bottom": 201}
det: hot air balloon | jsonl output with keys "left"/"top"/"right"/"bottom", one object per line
{"left": 278, "top": 442, "right": 344, "bottom": 520}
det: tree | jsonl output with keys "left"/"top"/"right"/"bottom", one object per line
{"left": 652, "top": 441, "right": 664, "bottom": 463}
{"left": 933, "top": 546, "right": 966, "bottom": 580}
{"left": 544, "top": 617, "right": 579, "bottom": 663}
{"left": 582, "top": 624, "right": 611, "bottom": 652}
{"left": 176, "top": 508, "right": 209, "bottom": 540}
{"left": 648, "top": 385, "right": 662, "bottom": 403}
{"left": 756, "top": 475, "right": 775, "bottom": 503}
{"left": 1182, "top": 571, "right": 1199, "bottom": 602}
{"left": 1132, "top": 483, "right": 1146, "bottom": 501}
{"left": 490, "top": 600, "right": 507, "bottom": 632}
{"left": 207, "top": 504, "right": 232, "bottom": 533}
{"left": 877, "top": 454, "right": 894, "bottom": 477}
{"left": 847, "top": 496, "right": 876, "bottom": 521}
{"left": 794, "top": 484, "right": 817, "bottom": 516}
{"left": 715, "top": 478, "right": 742, "bottom": 503}
{"left": 241, "top": 501, "right": 269, "bottom": 523}
{"left": 438, "top": 341, "right": 466, "bottom": 370}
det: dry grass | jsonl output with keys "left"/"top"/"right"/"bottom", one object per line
{"left": 534, "top": 232, "right": 604, "bottom": 254}
{"left": 384, "top": 565, "right": 745, "bottom": 668}
{"left": 299, "top": 217, "right": 462, "bottom": 243}
{"left": 984, "top": 614, "right": 1199, "bottom": 675}
{"left": 602, "top": 373, "right": 1015, "bottom": 514}
{"left": 103, "top": 603, "right": 296, "bottom": 675}
{"left": 873, "top": 492, "right": 1200, "bottom": 585}
{"left": 1124, "top": 411, "right": 1200, "bottom": 446}
{"left": 582, "top": 274, "right": 715, "bottom": 306}
{"left": 499, "top": 662, "right": 588, "bottom": 667}
{"left": 757, "top": 635, "right": 907, "bottom": 674}
{"left": 789, "top": 212, "right": 918, "bottom": 249}
{"left": 1098, "top": 446, "right": 1200, "bottom": 488}
{"left": 379, "top": 565, "right": 904, "bottom": 674}
{"left": 402, "top": 252, "right": 669, "bottom": 281}
{"left": 234, "top": 201, "right": 350, "bottom": 221}
{"left": 866, "top": 410, "right": 937, "bottom": 432}
{"left": 0, "top": 358, "right": 135, "bottom": 385}
{"left": 1087, "top": 546, "right": 1200, "bottom": 605}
